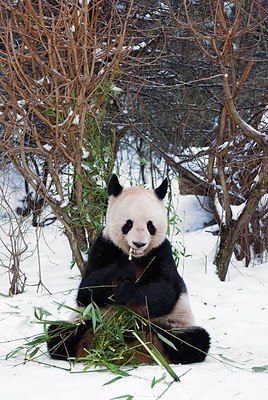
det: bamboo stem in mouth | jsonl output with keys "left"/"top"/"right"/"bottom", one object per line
{"left": 128, "top": 247, "right": 133, "bottom": 260}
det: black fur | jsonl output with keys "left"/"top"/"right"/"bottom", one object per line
{"left": 154, "top": 178, "right": 168, "bottom": 200}
{"left": 107, "top": 174, "right": 123, "bottom": 197}
{"left": 77, "top": 234, "right": 186, "bottom": 317}
{"left": 47, "top": 233, "right": 210, "bottom": 363}
{"left": 122, "top": 219, "right": 133, "bottom": 234}
{"left": 153, "top": 326, "right": 210, "bottom": 364}
{"left": 147, "top": 220, "right": 156, "bottom": 235}
{"left": 47, "top": 321, "right": 92, "bottom": 361}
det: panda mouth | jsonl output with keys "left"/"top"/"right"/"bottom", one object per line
{"left": 128, "top": 247, "right": 146, "bottom": 259}
{"left": 132, "top": 248, "right": 145, "bottom": 256}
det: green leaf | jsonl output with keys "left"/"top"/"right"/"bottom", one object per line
{"left": 110, "top": 396, "right": 134, "bottom": 400}
{"left": 91, "top": 306, "right": 98, "bottom": 330}
{"left": 43, "top": 322, "right": 49, "bottom": 340}
{"left": 150, "top": 347, "right": 180, "bottom": 382}
{"left": 0, "top": 292, "right": 9, "bottom": 298}
{"left": 252, "top": 365, "right": 268, "bottom": 373}
{"left": 106, "top": 364, "right": 130, "bottom": 377}
{"left": 115, "top": 325, "right": 124, "bottom": 343}
{"left": 26, "top": 334, "right": 47, "bottom": 347}
{"left": 219, "top": 354, "right": 237, "bottom": 363}
{"left": 82, "top": 303, "right": 93, "bottom": 317}
{"left": 151, "top": 373, "right": 166, "bottom": 388}
{"left": 132, "top": 331, "right": 180, "bottom": 382}
{"left": 34, "top": 307, "right": 52, "bottom": 321}
{"left": 6, "top": 346, "right": 24, "bottom": 359}
{"left": 103, "top": 376, "right": 123, "bottom": 386}
{"left": 91, "top": 305, "right": 101, "bottom": 331}
{"left": 27, "top": 346, "right": 40, "bottom": 359}
{"left": 82, "top": 302, "right": 102, "bottom": 331}
{"left": 156, "top": 332, "right": 178, "bottom": 351}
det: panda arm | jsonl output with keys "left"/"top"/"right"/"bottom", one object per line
{"left": 114, "top": 268, "right": 182, "bottom": 318}
{"left": 77, "top": 234, "right": 136, "bottom": 307}
{"left": 115, "top": 240, "right": 186, "bottom": 318}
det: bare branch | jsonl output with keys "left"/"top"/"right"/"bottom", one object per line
{"left": 222, "top": 72, "right": 268, "bottom": 147}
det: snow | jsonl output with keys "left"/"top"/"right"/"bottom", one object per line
{"left": 110, "top": 84, "right": 124, "bottom": 94}
{"left": 43, "top": 144, "right": 53, "bottom": 152}
{"left": 0, "top": 195, "right": 268, "bottom": 399}
{"left": 132, "top": 42, "right": 147, "bottom": 51}
{"left": 230, "top": 202, "right": 246, "bottom": 220}
{"left": 52, "top": 109, "right": 80, "bottom": 128}
{"left": 82, "top": 148, "right": 90, "bottom": 159}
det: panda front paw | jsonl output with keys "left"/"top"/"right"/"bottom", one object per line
{"left": 112, "top": 260, "right": 137, "bottom": 284}
{"left": 114, "top": 281, "right": 143, "bottom": 306}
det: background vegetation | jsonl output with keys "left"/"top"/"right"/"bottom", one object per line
{"left": 0, "top": 0, "right": 267, "bottom": 288}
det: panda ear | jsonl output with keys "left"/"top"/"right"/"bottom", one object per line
{"left": 108, "top": 174, "right": 123, "bottom": 197}
{"left": 154, "top": 178, "right": 168, "bottom": 200}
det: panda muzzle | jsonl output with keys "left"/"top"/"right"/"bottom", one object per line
{"left": 130, "top": 242, "right": 147, "bottom": 257}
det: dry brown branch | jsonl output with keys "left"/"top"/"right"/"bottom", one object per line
{"left": 222, "top": 72, "right": 268, "bottom": 147}
{"left": 0, "top": 0, "right": 135, "bottom": 274}
{"left": 168, "top": 0, "right": 268, "bottom": 280}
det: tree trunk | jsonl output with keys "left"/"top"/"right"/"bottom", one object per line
{"left": 63, "top": 227, "right": 86, "bottom": 275}
{"left": 214, "top": 223, "right": 237, "bottom": 281}
{"left": 214, "top": 176, "right": 267, "bottom": 281}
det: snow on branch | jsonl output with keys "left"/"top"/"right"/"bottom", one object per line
{"left": 222, "top": 73, "right": 268, "bottom": 147}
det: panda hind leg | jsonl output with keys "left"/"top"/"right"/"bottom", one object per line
{"left": 153, "top": 326, "right": 210, "bottom": 365}
{"left": 47, "top": 320, "right": 93, "bottom": 361}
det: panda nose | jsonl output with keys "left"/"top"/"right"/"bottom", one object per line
{"left": 132, "top": 241, "right": 146, "bottom": 249}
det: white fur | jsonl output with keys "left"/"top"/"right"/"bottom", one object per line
{"left": 152, "top": 293, "right": 195, "bottom": 328}
{"left": 103, "top": 186, "right": 167, "bottom": 256}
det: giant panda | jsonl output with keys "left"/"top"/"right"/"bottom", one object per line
{"left": 47, "top": 175, "right": 210, "bottom": 364}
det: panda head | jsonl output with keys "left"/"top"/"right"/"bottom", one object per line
{"left": 103, "top": 174, "right": 168, "bottom": 257}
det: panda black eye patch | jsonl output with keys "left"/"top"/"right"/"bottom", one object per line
{"left": 147, "top": 220, "right": 156, "bottom": 235}
{"left": 122, "top": 219, "right": 133, "bottom": 234}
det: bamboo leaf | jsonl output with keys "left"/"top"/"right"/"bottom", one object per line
{"left": 103, "top": 376, "right": 123, "bottom": 386}
{"left": 156, "top": 332, "right": 178, "bottom": 350}
{"left": 82, "top": 303, "right": 92, "bottom": 317}
{"left": 27, "top": 346, "right": 40, "bottom": 359}
{"left": 6, "top": 346, "right": 24, "bottom": 359}
{"left": 26, "top": 334, "right": 47, "bottom": 347}
{"left": 54, "top": 302, "right": 83, "bottom": 314}
{"left": 34, "top": 307, "right": 52, "bottom": 321}
{"left": 0, "top": 292, "right": 9, "bottom": 298}
{"left": 219, "top": 354, "right": 237, "bottom": 363}
{"left": 150, "top": 347, "right": 180, "bottom": 383}
{"left": 132, "top": 331, "right": 180, "bottom": 382}
{"left": 91, "top": 307, "right": 97, "bottom": 330}
{"left": 43, "top": 322, "right": 49, "bottom": 340}
{"left": 252, "top": 365, "right": 268, "bottom": 373}
{"left": 151, "top": 373, "right": 166, "bottom": 388}
{"left": 106, "top": 364, "right": 130, "bottom": 377}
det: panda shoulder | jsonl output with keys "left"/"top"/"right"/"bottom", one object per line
{"left": 90, "top": 232, "right": 116, "bottom": 252}
{"left": 87, "top": 232, "right": 122, "bottom": 266}
{"left": 88, "top": 232, "right": 108, "bottom": 255}
{"left": 154, "top": 238, "right": 174, "bottom": 259}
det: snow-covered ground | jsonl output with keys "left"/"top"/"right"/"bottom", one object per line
{"left": 0, "top": 194, "right": 267, "bottom": 399}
